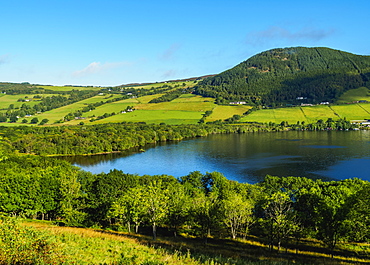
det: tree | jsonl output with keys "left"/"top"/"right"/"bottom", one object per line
{"left": 9, "top": 115, "right": 18, "bottom": 123}
{"left": 221, "top": 193, "right": 254, "bottom": 239}
{"left": 57, "top": 169, "right": 86, "bottom": 226}
{"left": 263, "top": 191, "right": 298, "bottom": 252}
{"left": 39, "top": 118, "right": 49, "bottom": 125}
{"left": 344, "top": 184, "right": 370, "bottom": 241}
{"left": 30, "top": 117, "right": 39, "bottom": 124}
{"left": 109, "top": 186, "right": 146, "bottom": 233}
{"left": 166, "top": 183, "right": 191, "bottom": 237}
{"left": 140, "top": 179, "right": 169, "bottom": 240}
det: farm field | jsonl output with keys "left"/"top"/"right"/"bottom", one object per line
{"left": 241, "top": 103, "right": 370, "bottom": 124}
{"left": 208, "top": 105, "right": 252, "bottom": 121}
{"left": 359, "top": 102, "right": 370, "bottom": 114}
{"left": 299, "top": 106, "right": 338, "bottom": 123}
{"left": 122, "top": 80, "right": 197, "bottom": 90}
{"left": 37, "top": 85, "right": 102, "bottom": 92}
{"left": 0, "top": 94, "right": 48, "bottom": 109}
{"left": 242, "top": 107, "right": 308, "bottom": 124}
{"left": 1, "top": 80, "right": 370, "bottom": 126}
{"left": 32, "top": 94, "right": 124, "bottom": 124}
{"left": 330, "top": 104, "right": 370, "bottom": 120}
{"left": 93, "top": 109, "right": 202, "bottom": 125}
{"left": 83, "top": 94, "right": 214, "bottom": 125}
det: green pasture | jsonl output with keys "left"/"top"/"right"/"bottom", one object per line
{"left": 92, "top": 109, "right": 202, "bottom": 125}
{"left": 299, "top": 105, "right": 338, "bottom": 123}
{"left": 124, "top": 80, "right": 197, "bottom": 90}
{"left": 172, "top": 94, "right": 215, "bottom": 103}
{"left": 241, "top": 103, "right": 370, "bottom": 124}
{"left": 37, "top": 85, "right": 102, "bottom": 92}
{"left": 337, "top": 87, "right": 370, "bottom": 104}
{"left": 241, "top": 107, "right": 307, "bottom": 124}
{"left": 359, "top": 102, "right": 370, "bottom": 114}
{"left": 137, "top": 94, "right": 164, "bottom": 104}
{"left": 23, "top": 94, "right": 123, "bottom": 124}
{"left": 137, "top": 101, "right": 214, "bottom": 112}
{"left": 81, "top": 101, "right": 135, "bottom": 118}
{"left": 331, "top": 104, "right": 370, "bottom": 120}
{"left": 208, "top": 105, "right": 252, "bottom": 121}
{"left": 0, "top": 94, "right": 45, "bottom": 109}
{"left": 241, "top": 105, "right": 334, "bottom": 124}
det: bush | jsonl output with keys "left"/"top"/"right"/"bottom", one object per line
{"left": 0, "top": 217, "right": 62, "bottom": 264}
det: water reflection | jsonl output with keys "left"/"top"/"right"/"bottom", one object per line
{"left": 61, "top": 131, "right": 370, "bottom": 183}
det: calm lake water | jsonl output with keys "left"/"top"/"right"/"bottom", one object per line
{"left": 66, "top": 131, "right": 370, "bottom": 183}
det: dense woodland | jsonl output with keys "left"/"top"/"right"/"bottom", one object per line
{"left": 0, "top": 149, "right": 369, "bottom": 256}
{"left": 194, "top": 47, "right": 370, "bottom": 105}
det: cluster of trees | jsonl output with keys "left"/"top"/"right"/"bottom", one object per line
{"left": 149, "top": 88, "right": 189, "bottom": 103}
{"left": 0, "top": 121, "right": 360, "bottom": 156}
{"left": 0, "top": 82, "right": 50, "bottom": 94}
{"left": 198, "top": 110, "right": 213, "bottom": 123}
{"left": 0, "top": 150, "right": 369, "bottom": 254}
{"left": 194, "top": 47, "right": 370, "bottom": 106}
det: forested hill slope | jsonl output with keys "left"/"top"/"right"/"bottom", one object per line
{"left": 194, "top": 47, "right": 370, "bottom": 106}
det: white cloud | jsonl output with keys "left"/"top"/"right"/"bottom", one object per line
{"left": 160, "top": 43, "right": 182, "bottom": 61}
{"left": 72, "top": 61, "right": 128, "bottom": 77}
{"left": 0, "top": 54, "right": 10, "bottom": 65}
{"left": 162, "top": 69, "right": 178, "bottom": 78}
{"left": 246, "top": 26, "right": 335, "bottom": 46}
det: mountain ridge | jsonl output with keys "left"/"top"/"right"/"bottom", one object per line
{"left": 194, "top": 47, "right": 370, "bottom": 106}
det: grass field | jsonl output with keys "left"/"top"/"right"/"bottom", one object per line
{"left": 241, "top": 107, "right": 308, "bottom": 124}
{"left": 33, "top": 94, "right": 124, "bottom": 124}
{"left": 93, "top": 109, "right": 203, "bottom": 124}
{"left": 358, "top": 102, "right": 370, "bottom": 114}
{"left": 0, "top": 94, "right": 47, "bottom": 109}
{"left": 69, "top": 94, "right": 214, "bottom": 125}
{"left": 208, "top": 105, "right": 252, "bottom": 121}
{"left": 37, "top": 85, "right": 102, "bottom": 92}
{"left": 122, "top": 80, "right": 198, "bottom": 90}
{"left": 241, "top": 103, "right": 370, "bottom": 124}
{"left": 300, "top": 106, "right": 338, "bottom": 123}
{"left": 330, "top": 104, "right": 370, "bottom": 120}
{"left": 1, "top": 80, "right": 370, "bottom": 126}
{"left": 19, "top": 219, "right": 370, "bottom": 265}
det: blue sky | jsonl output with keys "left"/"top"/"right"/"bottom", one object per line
{"left": 1, "top": 0, "right": 369, "bottom": 86}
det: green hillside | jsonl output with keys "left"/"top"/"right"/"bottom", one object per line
{"left": 1, "top": 48, "right": 370, "bottom": 126}
{"left": 194, "top": 47, "right": 370, "bottom": 106}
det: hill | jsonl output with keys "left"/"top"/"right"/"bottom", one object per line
{"left": 194, "top": 47, "right": 370, "bottom": 106}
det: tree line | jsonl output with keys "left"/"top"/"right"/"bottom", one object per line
{"left": 0, "top": 120, "right": 362, "bottom": 156}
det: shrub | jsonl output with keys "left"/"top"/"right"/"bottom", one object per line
{"left": 0, "top": 217, "right": 62, "bottom": 264}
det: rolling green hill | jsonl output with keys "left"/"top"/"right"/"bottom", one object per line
{"left": 1, "top": 47, "right": 370, "bottom": 126}
{"left": 194, "top": 47, "right": 370, "bottom": 106}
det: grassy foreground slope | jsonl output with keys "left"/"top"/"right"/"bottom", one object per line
{"left": 7, "top": 219, "right": 368, "bottom": 265}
